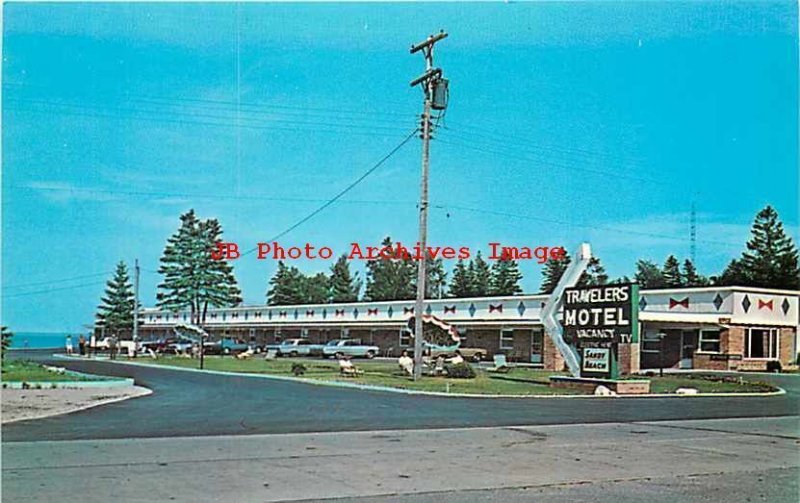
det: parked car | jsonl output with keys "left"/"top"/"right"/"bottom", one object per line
{"left": 267, "top": 339, "right": 324, "bottom": 357}
{"left": 430, "top": 347, "right": 488, "bottom": 362}
{"left": 167, "top": 337, "right": 197, "bottom": 354}
{"left": 322, "top": 339, "right": 380, "bottom": 359}
{"left": 203, "top": 337, "right": 249, "bottom": 355}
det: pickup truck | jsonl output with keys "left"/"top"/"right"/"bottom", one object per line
{"left": 322, "top": 339, "right": 380, "bottom": 359}
{"left": 270, "top": 339, "right": 324, "bottom": 357}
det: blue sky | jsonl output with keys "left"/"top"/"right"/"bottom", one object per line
{"left": 2, "top": 2, "right": 798, "bottom": 332}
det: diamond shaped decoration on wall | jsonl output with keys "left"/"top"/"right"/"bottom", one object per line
{"left": 353, "top": 308, "right": 359, "bottom": 319}
{"left": 713, "top": 293, "right": 723, "bottom": 311}
{"left": 517, "top": 301, "right": 526, "bottom": 316}
{"left": 468, "top": 303, "right": 476, "bottom": 317}
{"left": 425, "top": 305, "right": 432, "bottom": 315}
{"left": 782, "top": 298, "right": 791, "bottom": 315}
{"left": 387, "top": 306, "right": 394, "bottom": 318}
{"left": 322, "top": 308, "right": 327, "bottom": 319}
{"left": 293, "top": 309, "right": 299, "bottom": 320}
{"left": 268, "top": 311, "right": 273, "bottom": 320}
{"left": 742, "top": 295, "right": 751, "bottom": 313}
{"left": 639, "top": 296, "right": 647, "bottom": 310}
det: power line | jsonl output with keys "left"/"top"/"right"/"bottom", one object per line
{"left": 432, "top": 203, "right": 742, "bottom": 248}
{"left": 7, "top": 185, "right": 417, "bottom": 206}
{"left": 3, "top": 271, "right": 113, "bottom": 290}
{"left": 241, "top": 129, "right": 419, "bottom": 256}
{"left": 2, "top": 280, "right": 107, "bottom": 298}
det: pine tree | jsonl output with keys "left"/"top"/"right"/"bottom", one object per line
{"left": 716, "top": 259, "right": 749, "bottom": 286}
{"left": 470, "top": 252, "right": 492, "bottom": 296}
{"left": 1, "top": 326, "right": 13, "bottom": 361}
{"left": 364, "top": 237, "right": 416, "bottom": 301}
{"left": 540, "top": 251, "right": 571, "bottom": 293}
{"left": 634, "top": 259, "right": 666, "bottom": 288}
{"left": 329, "top": 255, "right": 361, "bottom": 302}
{"left": 578, "top": 257, "right": 608, "bottom": 287}
{"left": 97, "top": 261, "right": 135, "bottom": 336}
{"left": 157, "top": 210, "right": 242, "bottom": 324}
{"left": 268, "top": 262, "right": 306, "bottom": 305}
{"left": 448, "top": 259, "right": 472, "bottom": 297}
{"left": 302, "top": 272, "right": 330, "bottom": 304}
{"left": 682, "top": 259, "right": 709, "bottom": 287}
{"left": 489, "top": 258, "right": 523, "bottom": 296}
{"left": 739, "top": 205, "right": 800, "bottom": 289}
{"left": 425, "top": 257, "right": 447, "bottom": 299}
{"left": 662, "top": 255, "right": 683, "bottom": 287}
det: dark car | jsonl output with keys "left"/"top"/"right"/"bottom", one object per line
{"left": 203, "top": 337, "right": 249, "bottom": 355}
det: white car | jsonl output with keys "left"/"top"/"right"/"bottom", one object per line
{"left": 322, "top": 339, "right": 380, "bottom": 359}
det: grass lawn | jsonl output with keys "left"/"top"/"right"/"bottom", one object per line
{"left": 142, "top": 356, "right": 778, "bottom": 396}
{"left": 1, "top": 360, "right": 95, "bottom": 383}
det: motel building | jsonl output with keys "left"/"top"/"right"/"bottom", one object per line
{"left": 129, "top": 286, "right": 800, "bottom": 373}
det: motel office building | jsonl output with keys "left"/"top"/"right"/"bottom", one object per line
{"left": 132, "top": 286, "right": 800, "bottom": 373}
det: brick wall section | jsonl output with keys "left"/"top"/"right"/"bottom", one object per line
{"left": 779, "top": 327, "right": 796, "bottom": 366}
{"left": 617, "top": 343, "right": 640, "bottom": 375}
{"left": 542, "top": 335, "right": 566, "bottom": 371}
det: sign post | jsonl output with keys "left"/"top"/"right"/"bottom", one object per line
{"left": 562, "top": 283, "right": 639, "bottom": 379}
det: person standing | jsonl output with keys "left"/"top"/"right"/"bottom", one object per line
{"left": 108, "top": 335, "right": 118, "bottom": 360}
{"left": 65, "top": 335, "right": 74, "bottom": 355}
{"left": 78, "top": 335, "right": 86, "bottom": 356}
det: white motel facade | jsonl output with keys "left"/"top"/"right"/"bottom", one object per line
{"left": 126, "top": 286, "right": 799, "bottom": 373}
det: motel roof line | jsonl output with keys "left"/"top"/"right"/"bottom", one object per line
{"left": 138, "top": 285, "right": 800, "bottom": 313}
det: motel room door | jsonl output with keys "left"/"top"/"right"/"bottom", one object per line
{"left": 530, "top": 329, "right": 544, "bottom": 365}
{"left": 680, "top": 330, "right": 698, "bottom": 369}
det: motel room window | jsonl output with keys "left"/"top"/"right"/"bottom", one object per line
{"left": 698, "top": 330, "right": 721, "bottom": 354}
{"left": 745, "top": 328, "right": 779, "bottom": 359}
{"left": 399, "top": 329, "right": 411, "bottom": 347}
{"left": 500, "top": 329, "right": 514, "bottom": 351}
{"left": 301, "top": 328, "right": 309, "bottom": 339}
{"left": 341, "top": 328, "right": 350, "bottom": 339}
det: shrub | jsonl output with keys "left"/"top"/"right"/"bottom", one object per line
{"left": 291, "top": 363, "right": 307, "bottom": 376}
{"left": 446, "top": 362, "right": 476, "bottom": 379}
{"left": 766, "top": 360, "right": 782, "bottom": 373}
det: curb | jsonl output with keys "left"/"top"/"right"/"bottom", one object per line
{"left": 62, "top": 356, "right": 786, "bottom": 399}
{"left": 2, "top": 364, "right": 136, "bottom": 389}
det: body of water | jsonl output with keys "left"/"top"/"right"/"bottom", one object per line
{"left": 8, "top": 332, "right": 73, "bottom": 349}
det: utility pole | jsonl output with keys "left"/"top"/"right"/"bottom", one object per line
{"left": 410, "top": 30, "right": 448, "bottom": 380}
{"left": 133, "top": 258, "right": 140, "bottom": 343}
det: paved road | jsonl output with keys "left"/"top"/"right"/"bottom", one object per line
{"left": 4, "top": 417, "right": 799, "bottom": 502}
{"left": 3, "top": 350, "right": 799, "bottom": 442}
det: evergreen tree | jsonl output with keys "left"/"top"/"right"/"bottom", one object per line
{"left": 716, "top": 258, "right": 749, "bottom": 286}
{"left": 302, "top": 272, "right": 331, "bottom": 304}
{"left": 97, "top": 261, "right": 135, "bottom": 336}
{"left": 739, "top": 205, "right": 800, "bottom": 289}
{"left": 267, "top": 262, "right": 306, "bottom": 305}
{"left": 634, "top": 259, "right": 666, "bottom": 288}
{"left": 682, "top": 259, "right": 709, "bottom": 287}
{"left": 578, "top": 257, "right": 609, "bottom": 287}
{"left": 470, "top": 252, "right": 492, "bottom": 296}
{"left": 489, "top": 258, "right": 523, "bottom": 296}
{"left": 448, "top": 259, "right": 472, "bottom": 297}
{"left": 329, "top": 255, "right": 361, "bottom": 302}
{"left": 662, "top": 255, "right": 683, "bottom": 287}
{"left": 540, "top": 250, "right": 571, "bottom": 293}
{"left": 364, "top": 236, "right": 416, "bottom": 301}
{"left": 425, "top": 257, "right": 447, "bottom": 299}
{"left": 157, "top": 210, "right": 242, "bottom": 324}
{"left": 1, "top": 326, "right": 13, "bottom": 361}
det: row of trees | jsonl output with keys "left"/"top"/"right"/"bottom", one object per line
{"left": 95, "top": 205, "right": 798, "bottom": 334}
